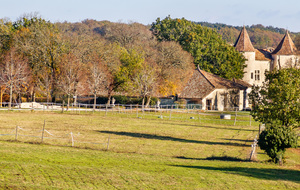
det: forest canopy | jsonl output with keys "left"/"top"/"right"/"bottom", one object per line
{"left": 1, "top": 14, "right": 298, "bottom": 107}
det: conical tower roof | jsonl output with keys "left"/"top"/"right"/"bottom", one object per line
{"left": 272, "top": 31, "right": 297, "bottom": 55}
{"left": 234, "top": 26, "right": 255, "bottom": 52}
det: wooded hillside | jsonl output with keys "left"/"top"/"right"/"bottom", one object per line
{"left": 198, "top": 22, "right": 300, "bottom": 49}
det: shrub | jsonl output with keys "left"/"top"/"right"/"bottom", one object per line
{"left": 258, "top": 123, "right": 298, "bottom": 163}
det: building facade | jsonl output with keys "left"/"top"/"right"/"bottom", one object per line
{"left": 234, "top": 27, "right": 298, "bottom": 86}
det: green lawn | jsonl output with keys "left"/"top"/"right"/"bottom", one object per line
{"left": 0, "top": 111, "right": 299, "bottom": 189}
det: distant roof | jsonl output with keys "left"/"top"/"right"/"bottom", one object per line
{"left": 199, "top": 69, "right": 251, "bottom": 89}
{"left": 234, "top": 26, "right": 255, "bottom": 52}
{"left": 272, "top": 31, "right": 297, "bottom": 55}
{"left": 181, "top": 67, "right": 251, "bottom": 99}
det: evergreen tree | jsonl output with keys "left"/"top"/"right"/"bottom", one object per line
{"left": 151, "top": 16, "right": 246, "bottom": 80}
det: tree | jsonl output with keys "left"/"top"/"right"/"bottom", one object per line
{"left": 86, "top": 53, "right": 111, "bottom": 111}
{"left": 13, "top": 16, "right": 63, "bottom": 102}
{"left": 132, "top": 61, "right": 158, "bottom": 107}
{"left": 155, "top": 41, "right": 194, "bottom": 96}
{"left": 0, "top": 48, "right": 30, "bottom": 109}
{"left": 249, "top": 68, "right": 300, "bottom": 163}
{"left": 151, "top": 16, "right": 246, "bottom": 80}
{"left": 57, "top": 53, "right": 85, "bottom": 110}
{"left": 258, "top": 124, "right": 297, "bottom": 164}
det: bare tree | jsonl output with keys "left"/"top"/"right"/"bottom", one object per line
{"left": 0, "top": 49, "right": 30, "bottom": 109}
{"left": 36, "top": 65, "right": 53, "bottom": 103}
{"left": 57, "top": 53, "right": 85, "bottom": 110}
{"left": 132, "top": 61, "right": 158, "bottom": 107}
{"left": 86, "top": 53, "right": 111, "bottom": 111}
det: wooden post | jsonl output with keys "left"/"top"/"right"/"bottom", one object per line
{"left": 136, "top": 105, "right": 139, "bottom": 118}
{"left": 249, "top": 114, "right": 251, "bottom": 126}
{"left": 62, "top": 101, "right": 65, "bottom": 113}
{"left": 70, "top": 132, "right": 74, "bottom": 147}
{"left": 105, "top": 104, "right": 108, "bottom": 116}
{"left": 249, "top": 136, "right": 258, "bottom": 161}
{"left": 41, "top": 120, "right": 46, "bottom": 143}
{"left": 130, "top": 104, "right": 132, "bottom": 114}
{"left": 106, "top": 136, "right": 110, "bottom": 150}
{"left": 234, "top": 108, "right": 237, "bottom": 126}
{"left": 160, "top": 106, "right": 162, "bottom": 119}
{"left": 169, "top": 109, "right": 171, "bottom": 120}
{"left": 15, "top": 126, "right": 18, "bottom": 141}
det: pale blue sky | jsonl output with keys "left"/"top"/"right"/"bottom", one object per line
{"left": 1, "top": 0, "right": 300, "bottom": 32}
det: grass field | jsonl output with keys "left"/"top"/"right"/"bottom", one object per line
{"left": 0, "top": 111, "right": 299, "bottom": 189}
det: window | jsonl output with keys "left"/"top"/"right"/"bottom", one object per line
{"left": 255, "top": 70, "right": 260, "bottom": 81}
{"left": 251, "top": 72, "right": 254, "bottom": 79}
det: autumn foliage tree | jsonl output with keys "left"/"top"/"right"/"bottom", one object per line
{"left": 0, "top": 48, "right": 30, "bottom": 109}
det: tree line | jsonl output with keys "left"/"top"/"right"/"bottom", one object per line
{"left": 199, "top": 22, "right": 300, "bottom": 49}
{"left": 0, "top": 15, "right": 247, "bottom": 109}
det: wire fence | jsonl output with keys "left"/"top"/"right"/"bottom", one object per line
{"left": 0, "top": 121, "right": 110, "bottom": 150}
{"left": 0, "top": 102, "right": 256, "bottom": 126}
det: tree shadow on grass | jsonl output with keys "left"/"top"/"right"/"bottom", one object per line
{"left": 170, "top": 164, "right": 300, "bottom": 183}
{"left": 221, "top": 138, "right": 253, "bottom": 143}
{"left": 167, "top": 122, "right": 257, "bottom": 132}
{"left": 175, "top": 156, "right": 248, "bottom": 162}
{"left": 98, "top": 130, "right": 248, "bottom": 147}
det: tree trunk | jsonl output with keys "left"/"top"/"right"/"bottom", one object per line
{"left": 0, "top": 88, "right": 3, "bottom": 108}
{"left": 9, "top": 84, "right": 12, "bottom": 110}
{"left": 18, "top": 93, "right": 21, "bottom": 109}
{"left": 46, "top": 91, "right": 50, "bottom": 103}
{"left": 107, "top": 92, "right": 112, "bottom": 105}
{"left": 51, "top": 67, "right": 56, "bottom": 103}
{"left": 67, "top": 94, "right": 70, "bottom": 111}
{"left": 93, "top": 94, "right": 97, "bottom": 111}
{"left": 145, "top": 96, "right": 151, "bottom": 108}
{"left": 142, "top": 96, "right": 145, "bottom": 110}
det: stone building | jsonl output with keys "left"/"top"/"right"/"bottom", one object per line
{"left": 180, "top": 66, "right": 251, "bottom": 111}
{"left": 234, "top": 27, "right": 298, "bottom": 86}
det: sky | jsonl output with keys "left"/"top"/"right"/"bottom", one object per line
{"left": 1, "top": 0, "right": 300, "bottom": 32}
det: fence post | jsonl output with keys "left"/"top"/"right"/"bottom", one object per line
{"left": 70, "top": 132, "right": 74, "bottom": 147}
{"left": 62, "top": 101, "right": 65, "bottom": 113}
{"left": 234, "top": 108, "right": 237, "bottom": 126}
{"left": 160, "top": 105, "right": 162, "bottom": 118}
{"left": 41, "top": 120, "right": 46, "bottom": 143}
{"left": 15, "top": 126, "right": 18, "bottom": 141}
{"left": 136, "top": 105, "right": 139, "bottom": 118}
{"left": 249, "top": 114, "right": 251, "bottom": 126}
{"left": 105, "top": 104, "right": 108, "bottom": 116}
{"left": 169, "top": 109, "right": 172, "bottom": 120}
{"left": 249, "top": 135, "right": 258, "bottom": 161}
{"left": 106, "top": 136, "right": 110, "bottom": 150}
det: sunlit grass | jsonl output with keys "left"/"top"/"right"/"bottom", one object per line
{"left": 0, "top": 111, "right": 299, "bottom": 189}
